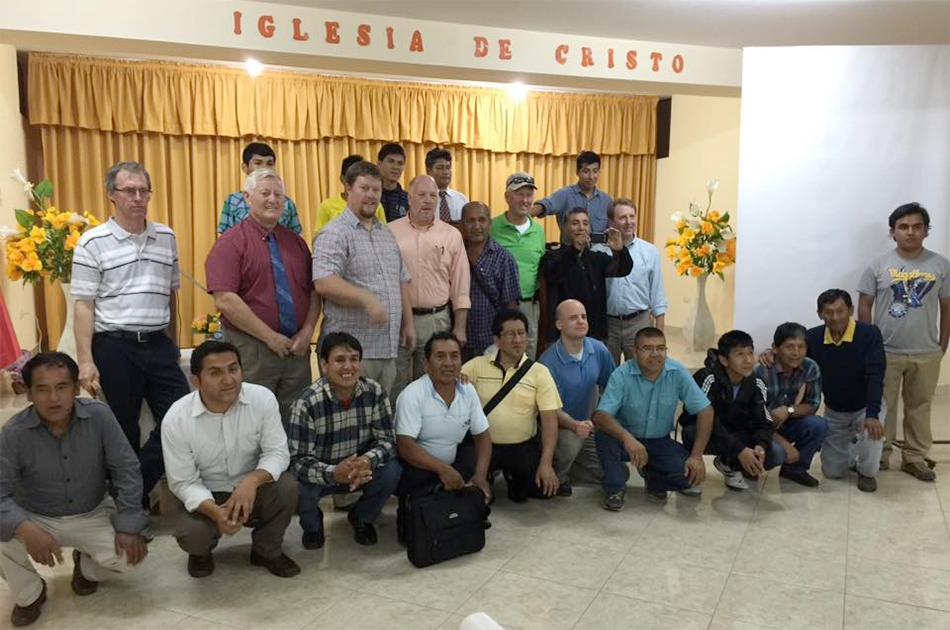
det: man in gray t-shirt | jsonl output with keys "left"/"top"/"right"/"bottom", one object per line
{"left": 858, "top": 202, "right": 949, "bottom": 481}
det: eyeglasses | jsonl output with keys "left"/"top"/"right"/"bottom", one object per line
{"left": 114, "top": 187, "right": 151, "bottom": 198}
{"left": 636, "top": 345, "right": 667, "bottom": 354}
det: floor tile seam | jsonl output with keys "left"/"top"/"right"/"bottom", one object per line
{"left": 447, "top": 563, "right": 504, "bottom": 619}
{"left": 582, "top": 586, "right": 720, "bottom": 618}
{"left": 330, "top": 586, "right": 458, "bottom": 620}
{"left": 843, "top": 553, "right": 950, "bottom": 574}
{"left": 844, "top": 592, "right": 950, "bottom": 615}
{"left": 705, "top": 499, "right": 756, "bottom": 630}
{"left": 177, "top": 614, "right": 244, "bottom": 630}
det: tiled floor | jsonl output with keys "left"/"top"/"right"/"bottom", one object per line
{"left": 1, "top": 440, "right": 949, "bottom": 630}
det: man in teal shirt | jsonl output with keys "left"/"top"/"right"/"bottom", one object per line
{"left": 490, "top": 172, "right": 546, "bottom": 359}
{"left": 218, "top": 142, "right": 302, "bottom": 235}
{"left": 593, "top": 327, "right": 713, "bottom": 510}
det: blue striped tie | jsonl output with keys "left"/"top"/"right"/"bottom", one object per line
{"left": 267, "top": 232, "right": 298, "bottom": 337}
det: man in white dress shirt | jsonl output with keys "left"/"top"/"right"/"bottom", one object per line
{"left": 425, "top": 148, "right": 469, "bottom": 225}
{"left": 161, "top": 341, "right": 300, "bottom": 579}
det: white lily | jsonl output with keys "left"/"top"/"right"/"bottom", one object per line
{"left": 670, "top": 212, "right": 683, "bottom": 223}
{"left": 67, "top": 214, "right": 87, "bottom": 225}
{"left": 687, "top": 217, "right": 702, "bottom": 230}
{"left": 689, "top": 202, "right": 703, "bottom": 216}
{"left": 705, "top": 179, "right": 720, "bottom": 194}
{"left": 10, "top": 168, "right": 33, "bottom": 195}
{"left": 720, "top": 228, "right": 735, "bottom": 240}
{"left": 0, "top": 225, "right": 22, "bottom": 239}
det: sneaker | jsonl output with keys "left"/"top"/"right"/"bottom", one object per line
{"left": 678, "top": 485, "right": 702, "bottom": 497}
{"left": 901, "top": 461, "right": 936, "bottom": 482}
{"left": 187, "top": 553, "right": 215, "bottom": 578}
{"left": 602, "top": 490, "right": 625, "bottom": 512}
{"left": 301, "top": 530, "right": 325, "bottom": 550}
{"left": 71, "top": 550, "right": 98, "bottom": 596}
{"left": 10, "top": 579, "right": 45, "bottom": 627}
{"left": 857, "top": 474, "right": 877, "bottom": 493}
{"left": 714, "top": 456, "right": 749, "bottom": 491}
{"left": 556, "top": 483, "right": 573, "bottom": 497}
{"left": 646, "top": 488, "right": 668, "bottom": 503}
{"left": 249, "top": 550, "right": 301, "bottom": 578}
{"left": 347, "top": 509, "right": 378, "bottom": 545}
{"left": 779, "top": 469, "right": 820, "bottom": 487}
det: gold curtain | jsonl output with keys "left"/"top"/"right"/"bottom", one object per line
{"left": 26, "top": 54, "right": 657, "bottom": 349}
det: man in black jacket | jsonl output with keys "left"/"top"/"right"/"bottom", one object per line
{"left": 540, "top": 207, "right": 632, "bottom": 343}
{"left": 680, "top": 330, "right": 784, "bottom": 491}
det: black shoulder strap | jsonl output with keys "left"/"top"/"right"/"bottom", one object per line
{"left": 470, "top": 262, "right": 503, "bottom": 311}
{"left": 483, "top": 359, "right": 534, "bottom": 416}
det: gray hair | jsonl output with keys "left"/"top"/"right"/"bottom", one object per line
{"left": 105, "top": 161, "right": 151, "bottom": 194}
{"left": 244, "top": 168, "right": 284, "bottom": 194}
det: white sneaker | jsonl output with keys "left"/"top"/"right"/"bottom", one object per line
{"left": 714, "top": 456, "right": 749, "bottom": 491}
{"left": 678, "top": 486, "right": 702, "bottom": 496}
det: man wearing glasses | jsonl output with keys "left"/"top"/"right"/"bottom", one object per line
{"left": 592, "top": 327, "right": 713, "bottom": 510}
{"left": 71, "top": 161, "right": 191, "bottom": 508}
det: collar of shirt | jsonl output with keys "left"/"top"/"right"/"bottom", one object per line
{"left": 241, "top": 215, "right": 279, "bottom": 240}
{"left": 497, "top": 213, "right": 540, "bottom": 233}
{"left": 24, "top": 399, "right": 92, "bottom": 430}
{"left": 424, "top": 374, "right": 465, "bottom": 403}
{"left": 190, "top": 386, "right": 251, "bottom": 417}
{"left": 316, "top": 375, "right": 367, "bottom": 404}
{"left": 823, "top": 318, "right": 856, "bottom": 346}
{"left": 341, "top": 205, "right": 381, "bottom": 231}
{"left": 773, "top": 360, "right": 803, "bottom": 378}
{"left": 106, "top": 217, "right": 157, "bottom": 241}
{"left": 621, "top": 357, "right": 678, "bottom": 379}
{"left": 553, "top": 337, "right": 595, "bottom": 365}
{"left": 490, "top": 350, "right": 529, "bottom": 374}
{"left": 570, "top": 184, "right": 604, "bottom": 199}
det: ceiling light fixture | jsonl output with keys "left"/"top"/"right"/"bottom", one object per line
{"left": 245, "top": 58, "right": 263, "bottom": 77}
{"left": 507, "top": 81, "right": 528, "bottom": 103}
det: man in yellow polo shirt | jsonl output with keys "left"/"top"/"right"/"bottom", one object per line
{"left": 461, "top": 309, "right": 561, "bottom": 502}
{"left": 314, "top": 154, "right": 387, "bottom": 233}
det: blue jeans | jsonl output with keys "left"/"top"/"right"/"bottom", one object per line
{"left": 298, "top": 459, "right": 402, "bottom": 535}
{"left": 682, "top": 422, "right": 786, "bottom": 471}
{"left": 777, "top": 415, "right": 829, "bottom": 474}
{"left": 596, "top": 432, "right": 691, "bottom": 494}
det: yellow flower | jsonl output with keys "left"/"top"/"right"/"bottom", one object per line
{"left": 208, "top": 321, "right": 221, "bottom": 333}
{"left": 713, "top": 261, "right": 726, "bottom": 273}
{"left": 726, "top": 237, "right": 737, "bottom": 259}
{"left": 665, "top": 245, "right": 677, "bottom": 260}
{"left": 65, "top": 230, "right": 80, "bottom": 251}
{"left": 708, "top": 210, "right": 721, "bottom": 221}
{"left": 675, "top": 219, "right": 687, "bottom": 230}
{"left": 21, "top": 253, "right": 42, "bottom": 272}
{"left": 716, "top": 252, "right": 732, "bottom": 263}
{"left": 6, "top": 260, "right": 22, "bottom": 280}
{"left": 689, "top": 266, "right": 704, "bottom": 277}
{"left": 697, "top": 243, "right": 712, "bottom": 257}
{"left": 682, "top": 228, "right": 696, "bottom": 241}
{"left": 678, "top": 249, "right": 692, "bottom": 263}
{"left": 675, "top": 262, "right": 691, "bottom": 276}
{"left": 17, "top": 238, "right": 36, "bottom": 254}
{"left": 29, "top": 226, "right": 46, "bottom": 244}
{"left": 83, "top": 211, "right": 101, "bottom": 227}
{"left": 44, "top": 207, "right": 70, "bottom": 230}
{"left": 701, "top": 221, "right": 714, "bottom": 235}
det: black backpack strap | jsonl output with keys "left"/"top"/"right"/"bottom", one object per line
{"left": 470, "top": 263, "right": 503, "bottom": 311}
{"left": 483, "top": 359, "right": 534, "bottom": 416}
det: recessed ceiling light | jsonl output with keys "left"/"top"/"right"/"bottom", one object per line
{"left": 245, "top": 58, "right": 263, "bottom": 77}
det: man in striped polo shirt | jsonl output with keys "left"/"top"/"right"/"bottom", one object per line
{"left": 72, "top": 161, "right": 191, "bottom": 507}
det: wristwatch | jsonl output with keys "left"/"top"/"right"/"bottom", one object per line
{"left": 786, "top": 405, "right": 795, "bottom": 417}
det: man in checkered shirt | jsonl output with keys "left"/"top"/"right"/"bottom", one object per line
{"left": 286, "top": 332, "right": 401, "bottom": 550}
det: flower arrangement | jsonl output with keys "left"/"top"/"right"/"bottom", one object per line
{"left": 3, "top": 169, "right": 101, "bottom": 284}
{"left": 192, "top": 312, "right": 223, "bottom": 340}
{"left": 665, "top": 179, "right": 736, "bottom": 279}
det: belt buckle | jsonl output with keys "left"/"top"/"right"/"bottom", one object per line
{"left": 135, "top": 331, "right": 147, "bottom": 343}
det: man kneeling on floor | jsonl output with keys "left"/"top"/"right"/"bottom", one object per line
{"left": 1, "top": 353, "right": 148, "bottom": 627}
{"left": 162, "top": 341, "right": 300, "bottom": 578}
{"left": 680, "top": 330, "right": 784, "bottom": 491}
{"left": 395, "top": 331, "right": 493, "bottom": 541}
{"left": 592, "top": 327, "right": 713, "bottom": 510}
{"left": 288, "top": 332, "right": 401, "bottom": 549}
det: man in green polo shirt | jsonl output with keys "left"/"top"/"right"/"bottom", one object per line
{"left": 490, "top": 172, "right": 546, "bottom": 359}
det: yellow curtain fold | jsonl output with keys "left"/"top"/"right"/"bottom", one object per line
{"left": 28, "top": 53, "right": 657, "bottom": 156}
{"left": 26, "top": 53, "right": 656, "bottom": 350}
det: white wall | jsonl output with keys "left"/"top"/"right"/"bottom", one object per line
{"left": 735, "top": 45, "right": 950, "bottom": 384}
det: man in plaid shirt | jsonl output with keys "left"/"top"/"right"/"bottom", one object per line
{"left": 218, "top": 142, "right": 302, "bottom": 235}
{"left": 287, "top": 332, "right": 401, "bottom": 549}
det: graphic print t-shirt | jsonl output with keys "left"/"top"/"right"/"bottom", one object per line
{"left": 858, "top": 248, "right": 950, "bottom": 354}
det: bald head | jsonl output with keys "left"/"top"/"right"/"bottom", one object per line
{"left": 555, "top": 299, "right": 589, "bottom": 341}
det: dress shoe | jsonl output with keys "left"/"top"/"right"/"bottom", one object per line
{"left": 779, "top": 469, "right": 820, "bottom": 487}
{"left": 302, "top": 530, "right": 325, "bottom": 550}
{"left": 187, "top": 553, "right": 215, "bottom": 578}
{"left": 901, "top": 460, "right": 936, "bottom": 482}
{"left": 857, "top": 474, "right": 877, "bottom": 492}
{"left": 556, "top": 483, "right": 573, "bottom": 497}
{"left": 71, "top": 549, "right": 98, "bottom": 596}
{"left": 249, "top": 550, "right": 301, "bottom": 577}
{"left": 347, "top": 509, "right": 378, "bottom": 546}
{"left": 11, "top": 579, "right": 46, "bottom": 627}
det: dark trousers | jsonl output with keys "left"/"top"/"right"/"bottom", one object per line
{"left": 595, "top": 432, "right": 691, "bottom": 494}
{"left": 490, "top": 437, "right": 547, "bottom": 501}
{"left": 777, "top": 415, "right": 829, "bottom": 474}
{"left": 93, "top": 332, "right": 190, "bottom": 497}
{"left": 682, "top": 422, "right": 785, "bottom": 471}
{"left": 397, "top": 440, "right": 478, "bottom": 497}
{"left": 173, "top": 471, "right": 298, "bottom": 559}
{"left": 297, "top": 459, "right": 402, "bottom": 535}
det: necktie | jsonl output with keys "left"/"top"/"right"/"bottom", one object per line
{"left": 267, "top": 232, "right": 298, "bottom": 337}
{"left": 439, "top": 190, "right": 452, "bottom": 223}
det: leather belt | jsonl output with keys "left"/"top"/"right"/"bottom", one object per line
{"left": 608, "top": 310, "right": 647, "bottom": 321}
{"left": 412, "top": 303, "right": 450, "bottom": 315}
{"left": 97, "top": 330, "right": 166, "bottom": 343}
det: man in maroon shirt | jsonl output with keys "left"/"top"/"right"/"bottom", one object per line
{"left": 206, "top": 169, "right": 321, "bottom": 423}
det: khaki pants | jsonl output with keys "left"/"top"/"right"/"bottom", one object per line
{"left": 225, "top": 328, "right": 313, "bottom": 425}
{"left": 362, "top": 358, "right": 397, "bottom": 397}
{"left": 553, "top": 429, "right": 603, "bottom": 485}
{"left": 606, "top": 311, "right": 652, "bottom": 365}
{"left": 882, "top": 351, "right": 943, "bottom": 464}
{"left": 391, "top": 309, "right": 452, "bottom": 401}
{"left": 172, "top": 471, "right": 298, "bottom": 560}
{"left": 0, "top": 499, "right": 136, "bottom": 606}
{"left": 518, "top": 300, "right": 540, "bottom": 360}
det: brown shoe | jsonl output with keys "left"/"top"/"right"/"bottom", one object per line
{"left": 857, "top": 474, "right": 877, "bottom": 493}
{"left": 249, "top": 550, "right": 300, "bottom": 578}
{"left": 901, "top": 461, "right": 936, "bottom": 482}
{"left": 71, "top": 549, "right": 98, "bottom": 596}
{"left": 11, "top": 580, "right": 46, "bottom": 627}
{"left": 187, "top": 553, "right": 215, "bottom": 578}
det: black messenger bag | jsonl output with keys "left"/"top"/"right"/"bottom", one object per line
{"left": 406, "top": 484, "right": 486, "bottom": 568}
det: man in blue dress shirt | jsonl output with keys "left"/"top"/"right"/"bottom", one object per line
{"left": 532, "top": 151, "right": 613, "bottom": 235}
{"left": 539, "top": 300, "right": 615, "bottom": 495}
{"left": 592, "top": 327, "right": 713, "bottom": 510}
